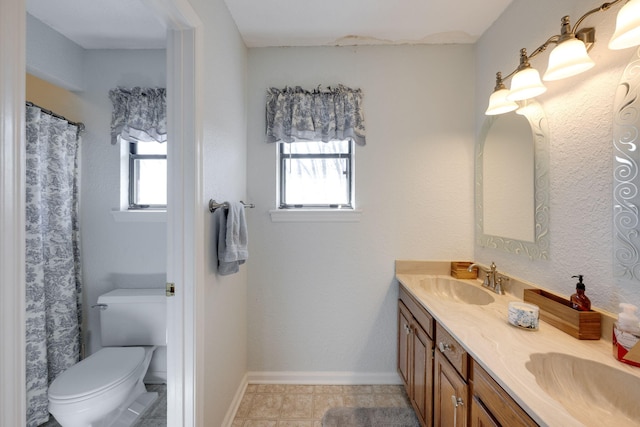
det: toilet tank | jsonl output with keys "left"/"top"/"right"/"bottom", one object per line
{"left": 97, "top": 288, "right": 166, "bottom": 346}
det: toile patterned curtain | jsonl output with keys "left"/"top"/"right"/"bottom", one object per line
{"left": 265, "top": 85, "right": 366, "bottom": 146}
{"left": 25, "top": 105, "right": 83, "bottom": 427}
{"left": 109, "top": 87, "right": 167, "bottom": 144}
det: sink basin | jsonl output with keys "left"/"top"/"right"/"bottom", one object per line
{"left": 417, "top": 277, "right": 494, "bottom": 305}
{"left": 526, "top": 352, "right": 640, "bottom": 426}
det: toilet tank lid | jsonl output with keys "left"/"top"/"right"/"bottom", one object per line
{"left": 98, "top": 288, "right": 165, "bottom": 304}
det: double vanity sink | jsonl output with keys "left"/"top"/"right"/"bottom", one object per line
{"left": 396, "top": 261, "right": 640, "bottom": 427}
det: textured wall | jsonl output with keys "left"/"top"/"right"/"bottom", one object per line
{"left": 247, "top": 45, "right": 475, "bottom": 375}
{"left": 475, "top": 0, "right": 640, "bottom": 313}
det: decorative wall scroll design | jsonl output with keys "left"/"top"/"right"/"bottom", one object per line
{"left": 476, "top": 101, "right": 550, "bottom": 260}
{"left": 614, "top": 47, "right": 640, "bottom": 281}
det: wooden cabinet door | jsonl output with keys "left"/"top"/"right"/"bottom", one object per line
{"left": 471, "top": 396, "right": 499, "bottom": 427}
{"left": 434, "top": 350, "right": 468, "bottom": 427}
{"left": 398, "top": 301, "right": 412, "bottom": 390}
{"left": 412, "top": 322, "right": 433, "bottom": 427}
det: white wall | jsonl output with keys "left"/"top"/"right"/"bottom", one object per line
{"left": 79, "top": 50, "right": 167, "bottom": 355}
{"left": 475, "top": 0, "right": 640, "bottom": 314}
{"left": 26, "top": 14, "right": 84, "bottom": 91}
{"left": 246, "top": 45, "right": 475, "bottom": 376}
{"left": 188, "top": 0, "right": 249, "bottom": 423}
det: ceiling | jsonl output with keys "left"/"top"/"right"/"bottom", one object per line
{"left": 26, "top": 0, "right": 513, "bottom": 49}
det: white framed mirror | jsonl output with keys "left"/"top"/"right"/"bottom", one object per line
{"left": 475, "top": 100, "right": 550, "bottom": 259}
{"left": 614, "top": 47, "right": 640, "bottom": 281}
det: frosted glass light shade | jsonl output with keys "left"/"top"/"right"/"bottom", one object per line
{"left": 543, "top": 38, "right": 595, "bottom": 81}
{"left": 610, "top": 0, "right": 640, "bottom": 50}
{"left": 485, "top": 88, "right": 518, "bottom": 115}
{"left": 507, "top": 68, "right": 547, "bottom": 101}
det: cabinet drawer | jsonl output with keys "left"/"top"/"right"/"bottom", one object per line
{"left": 399, "top": 285, "right": 434, "bottom": 338}
{"left": 435, "top": 323, "right": 468, "bottom": 379}
{"left": 471, "top": 360, "right": 538, "bottom": 427}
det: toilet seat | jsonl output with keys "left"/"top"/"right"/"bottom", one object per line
{"left": 49, "top": 347, "right": 145, "bottom": 403}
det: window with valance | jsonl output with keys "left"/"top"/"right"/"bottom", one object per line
{"left": 265, "top": 85, "right": 366, "bottom": 209}
{"left": 109, "top": 87, "right": 167, "bottom": 209}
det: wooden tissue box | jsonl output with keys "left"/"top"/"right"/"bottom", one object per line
{"left": 523, "top": 289, "right": 601, "bottom": 340}
{"left": 450, "top": 262, "right": 478, "bottom": 279}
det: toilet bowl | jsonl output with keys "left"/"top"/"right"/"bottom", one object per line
{"left": 48, "top": 288, "right": 166, "bottom": 427}
{"left": 48, "top": 346, "right": 157, "bottom": 427}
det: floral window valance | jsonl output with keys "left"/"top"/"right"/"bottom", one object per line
{"left": 266, "top": 85, "right": 366, "bottom": 146}
{"left": 109, "top": 87, "right": 166, "bottom": 144}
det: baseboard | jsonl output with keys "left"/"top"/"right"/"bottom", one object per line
{"left": 221, "top": 372, "right": 248, "bottom": 427}
{"left": 247, "top": 371, "right": 402, "bottom": 385}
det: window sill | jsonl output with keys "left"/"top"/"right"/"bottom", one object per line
{"left": 269, "top": 209, "right": 362, "bottom": 223}
{"left": 110, "top": 209, "right": 167, "bottom": 223}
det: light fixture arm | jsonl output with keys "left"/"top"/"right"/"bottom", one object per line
{"left": 487, "top": 0, "right": 640, "bottom": 115}
{"left": 572, "top": 0, "right": 624, "bottom": 34}
{"left": 494, "top": 0, "right": 627, "bottom": 87}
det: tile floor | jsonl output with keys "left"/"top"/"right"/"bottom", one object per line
{"left": 232, "top": 384, "right": 412, "bottom": 427}
{"left": 41, "top": 383, "right": 411, "bottom": 427}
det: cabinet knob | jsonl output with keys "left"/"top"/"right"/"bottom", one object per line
{"left": 451, "top": 395, "right": 464, "bottom": 426}
{"left": 450, "top": 394, "right": 464, "bottom": 407}
{"left": 438, "top": 342, "right": 452, "bottom": 352}
{"left": 404, "top": 324, "right": 412, "bottom": 335}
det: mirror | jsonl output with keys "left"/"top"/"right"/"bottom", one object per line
{"left": 613, "top": 47, "right": 640, "bottom": 281}
{"left": 475, "top": 100, "right": 550, "bottom": 259}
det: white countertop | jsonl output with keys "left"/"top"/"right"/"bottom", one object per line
{"left": 396, "top": 269, "right": 640, "bottom": 427}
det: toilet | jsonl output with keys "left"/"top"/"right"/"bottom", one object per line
{"left": 48, "top": 288, "right": 166, "bottom": 427}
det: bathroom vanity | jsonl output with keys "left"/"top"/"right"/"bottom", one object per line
{"left": 396, "top": 260, "right": 640, "bottom": 427}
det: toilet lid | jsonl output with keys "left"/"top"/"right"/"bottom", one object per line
{"left": 49, "top": 347, "right": 145, "bottom": 400}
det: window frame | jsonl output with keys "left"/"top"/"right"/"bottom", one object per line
{"left": 128, "top": 141, "right": 167, "bottom": 210}
{"left": 278, "top": 140, "right": 354, "bottom": 209}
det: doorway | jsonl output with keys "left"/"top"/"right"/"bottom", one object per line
{"left": 0, "top": 0, "right": 203, "bottom": 425}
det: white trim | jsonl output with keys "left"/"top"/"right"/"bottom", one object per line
{"left": 270, "top": 209, "right": 363, "bottom": 223}
{"left": 0, "top": 0, "right": 26, "bottom": 425}
{"left": 247, "top": 371, "right": 402, "bottom": 385}
{"left": 110, "top": 209, "right": 167, "bottom": 223}
{"left": 142, "top": 1, "right": 203, "bottom": 426}
{"left": 221, "top": 373, "right": 249, "bottom": 427}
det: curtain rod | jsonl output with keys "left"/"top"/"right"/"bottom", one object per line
{"left": 26, "top": 101, "right": 85, "bottom": 133}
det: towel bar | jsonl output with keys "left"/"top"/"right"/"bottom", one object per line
{"left": 208, "top": 199, "right": 255, "bottom": 213}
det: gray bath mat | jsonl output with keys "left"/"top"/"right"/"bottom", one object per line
{"left": 322, "top": 407, "right": 420, "bottom": 427}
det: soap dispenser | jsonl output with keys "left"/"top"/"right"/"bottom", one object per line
{"left": 570, "top": 275, "right": 591, "bottom": 311}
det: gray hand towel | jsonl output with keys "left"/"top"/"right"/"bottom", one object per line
{"left": 213, "top": 202, "right": 248, "bottom": 275}
{"left": 223, "top": 201, "right": 249, "bottom": 263}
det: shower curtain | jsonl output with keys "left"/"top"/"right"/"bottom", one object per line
{"left": 24, "top": 105, "right": 83, "bottom": 427}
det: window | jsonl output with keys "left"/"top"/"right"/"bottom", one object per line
{"left": 279, "top": 140, "right": 353, "bottom": 209}
{"left": 128, "top": 141, "right": 167, "bottom": 209}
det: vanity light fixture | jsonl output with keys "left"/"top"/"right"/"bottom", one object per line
{"left": 506, "top": 49, "right": 547, "bottom": 101}
{"left": 485, "top": 72, "right": 519, "bottom": 115}
{"left": 543, "top": 16, "right": 595, "bottom": 81}
{"left": 485, "top": 0, "right": 640, "bottom": 115}
{"left": 610, "top": 0, "right": 640, "bottom": 49}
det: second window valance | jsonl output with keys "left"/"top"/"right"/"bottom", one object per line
{"left": 266, "top": 85, "right": 366, "bottom": 146}
{"left": 109, "top": 87, "right": 166, "bottom": 145}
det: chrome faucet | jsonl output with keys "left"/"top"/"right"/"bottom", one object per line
{"left": 487, "top": 262, "right": 508, "bottom": 294}
{"left": 488, "top": 262, "right": 497, "bottom": 289}
{"left": 468, "top": 261, "right": 505, "bottom": 294}
{"left": 467, "top": 263, "right": 490, "bottom": 288}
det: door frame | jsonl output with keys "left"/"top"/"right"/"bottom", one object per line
{"left": 147, "top": 0, "right": 204, "bottom": 424}
{"left": 0, "top": 0, "right": 203, "bottom": 425}
{"left": 0, "top": 0, "right": 27, "bottom": 424}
